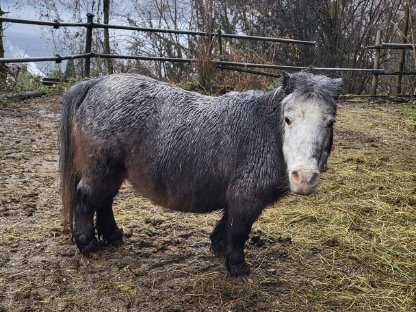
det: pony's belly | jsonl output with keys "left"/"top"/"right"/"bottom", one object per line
{"left": 126, "top": 171, "right": 227, "bottom": 213}
{"left": 125, "top": 148, "right": 228, "bottom": 213}
{"left": 126, "top": 170, "right": 167, "bottom": 207}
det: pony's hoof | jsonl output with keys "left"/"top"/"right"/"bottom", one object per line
{"left": 74, "top": 231, "right": 100, "bottom": 255}
{"left": 228, "top": 261, "right": 251, "bottom": 278}
{"left": 105, "top": 227, "right": 123, "bottom": 245}
{"left": 79, "top": 237, "right": 100, "bottom": 255}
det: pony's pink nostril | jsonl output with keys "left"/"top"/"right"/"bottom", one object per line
{"left": 291, "top": 170, "right": 300, "bottom": 183}
{"left": 291, "top": 170, "right": 320, "bottom": 185}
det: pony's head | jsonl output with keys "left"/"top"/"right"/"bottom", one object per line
{"left": 281, "top": 71, "right": 342, "bottom": 195}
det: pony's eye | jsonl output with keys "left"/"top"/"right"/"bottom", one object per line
{"left": 284, "top": 117, "right": 292, "bottom": 126}
{"left": 326, "top": 120, "right": 335, "bottom": 128}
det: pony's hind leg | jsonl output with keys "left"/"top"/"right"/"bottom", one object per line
{"left": 73, "top": 155, "right": 125, "bottom": 254}
{"left": 96, "top": 188, "right": 124, "bottom": 245}
{"left": 74, "top": 177, "right": 100, "bottom": 254}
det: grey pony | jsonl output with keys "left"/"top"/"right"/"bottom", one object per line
{"left": 59, "top": 72, "right": 342, "bottom": 277}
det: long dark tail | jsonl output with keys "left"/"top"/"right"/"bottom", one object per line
{"left": 59, "top": 79, "right": 102, "bottom": 233}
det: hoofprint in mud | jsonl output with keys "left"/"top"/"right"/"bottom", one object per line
{"left": 59, "top": 72, "right": 342, "bottom": 277}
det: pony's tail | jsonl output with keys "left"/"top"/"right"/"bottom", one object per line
{"left": 59, "top": 79, "right": 101, "bottom": 233}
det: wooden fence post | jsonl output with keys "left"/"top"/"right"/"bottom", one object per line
{"left": 217, "top": 29, "right": 223, "bottom": 58}
{"left": 84, "top": 13, "right": 94, "bottom": 77}
{"left": 371, "top": 30, "right": 382, "bottom": 96}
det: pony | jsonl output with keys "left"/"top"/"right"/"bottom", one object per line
{"left": 59, "top": 71, "right": 342, "bottom": 277}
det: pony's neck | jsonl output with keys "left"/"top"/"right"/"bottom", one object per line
{"left": 257, "top": 87, "right": 285, "bottom": 117}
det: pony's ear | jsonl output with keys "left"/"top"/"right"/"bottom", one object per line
{"left": 282, "top": 72, "right": 295, "bottom": 95}
{"left": 333, "top": 78, "right": 343, "bottom": 97}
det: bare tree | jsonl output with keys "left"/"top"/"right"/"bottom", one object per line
{"left": 0, "top": 5, "right": 7, "bottom": 91}
{"left": 14, "top": 0, "right": 416, "bottom": 93}
{"left": 28, "top": 0, "right": 119, "bottom": 76}
{"left": 103, "top": 0, "right": 113, "bottom": 74}
{"left": 395, "top": 0, "right": 411, "bottom": 95}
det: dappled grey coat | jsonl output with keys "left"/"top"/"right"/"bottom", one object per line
{"left": 67, "top": 74, "right": 288, "bottom": 213}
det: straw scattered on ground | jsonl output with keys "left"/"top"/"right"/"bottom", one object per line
{"left": 0, "top": 95, "right": 415, "bottom": 312}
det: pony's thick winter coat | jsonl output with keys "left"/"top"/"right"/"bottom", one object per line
{"left": 59, "top": 72, "right": 342, "bottom": 277}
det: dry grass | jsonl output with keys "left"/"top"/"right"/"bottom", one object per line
{"left": 255, "top": 101, "right": 416, "bottom": 311}
{"left": 0, "top": 96, "right": 415, "bottom": 311}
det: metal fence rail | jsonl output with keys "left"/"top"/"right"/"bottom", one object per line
{"left": 367, "top": 43, "right": 415, "bottom": 50}
{"left": 1, "top": 14, "right": 415, "bottom": 95}
{"left": 0, "top": 16, "right": 316, "bottom": 45}
{"left": 0, "top": 53, "right": 91, "bottom": 63}
{"left": 0, "top": 14, "right": 318, "bottom": 78}
{"left": 0, "top": 51, "right": 388, "bottom": 74}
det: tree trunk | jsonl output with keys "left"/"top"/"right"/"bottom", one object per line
{"left": 194, "top": 0, "right": 215, "bottom": 90}
{"left": 0, "top": 6, "right": 8, "bottom": 91}
{"left": 371, "top": 30, "right": 382, "bottom": 96}
{"left": 103, "top": 0, "right": 113, "bottom": 74}
{"left": 394, "top": 0, "right": 410, "bottom": 95}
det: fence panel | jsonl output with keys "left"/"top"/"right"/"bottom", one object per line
{"left": 0, "top": 14, "right": 415, "bottom": 95}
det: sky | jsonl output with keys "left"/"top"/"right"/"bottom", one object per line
{"left": 1, "top": 0, "right": 201, "bottom": 77}
{"left": 2, "top": 0, "right": 56, "bottom": 75}
{"left": 1, "top": 0, "right": 137, "bottom": 76}
{"left": 0, "top": 0, "right": 54, "bottom": 76}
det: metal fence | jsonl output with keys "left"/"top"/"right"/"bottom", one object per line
{"left": 0, "top": 14, "right": 318, "bottom": 78}
{"left": 0, "top": 14, "right": 415, "bottom": 93}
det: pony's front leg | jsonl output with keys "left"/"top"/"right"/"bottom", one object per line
{"left": 73, "top": 179, "right": 100, "bottom": 254}
{"left": 225, "top": 196, "right": 263, "bottom": 277}
{"left": 210, "top": 209, "right": 228, "bottom": 255}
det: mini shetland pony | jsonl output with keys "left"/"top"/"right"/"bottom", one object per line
{"left": 60, "top": 72, "right": 342, "bottom": 277}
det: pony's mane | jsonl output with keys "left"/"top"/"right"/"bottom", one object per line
{"left": 289, "top": 72, "right": 341, "bottom": 104}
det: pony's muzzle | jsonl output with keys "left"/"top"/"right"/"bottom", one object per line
{"left": 289, "top": 169, "right": 320, "bottom": 195}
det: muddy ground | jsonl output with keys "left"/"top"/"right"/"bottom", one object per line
{"left": 0, "top": 95, "right": 415, "bottom": 312}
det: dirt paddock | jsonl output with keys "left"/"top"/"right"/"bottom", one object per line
{"left": 0, "top": 95, "right": 415, "bottom": 311}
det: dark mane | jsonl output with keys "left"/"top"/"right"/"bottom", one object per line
{"left": 287, "top": 71, "right": 342, "bottom": 104}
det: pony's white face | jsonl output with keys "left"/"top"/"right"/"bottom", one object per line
{"left": 281, "top": 73, "right": 341, "bottom": 195}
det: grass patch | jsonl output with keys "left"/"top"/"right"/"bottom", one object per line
{"left": 257, "top": 102, "right": 416, "bottom": 311}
